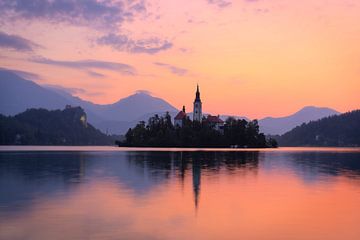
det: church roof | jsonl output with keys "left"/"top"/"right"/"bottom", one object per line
{"left": 174, "top": 111, "right": 187, "bottom": 120}
{"left": 206, "top": 115, "right": 224, "bottom": 123}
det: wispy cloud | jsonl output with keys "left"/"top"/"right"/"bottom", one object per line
{"left": 97, "top": 33, "right": 173, "bottom": 54}
{"left": 30, "top": 57, "right": 137, "bottom": 76}
{"left": 0, "top": 67, "right": 42, "bottom": 80}
{"left": 207, "top": 0, "right": 232, "bottom": 8}
{"left": 154, "top": 62, "right": 187, "bottom": 76}
{"left": 0, "top": 31, "right": 41, "bottom": 52}
{"left": 87, "top": 71, "right": 106, "bottom": 78}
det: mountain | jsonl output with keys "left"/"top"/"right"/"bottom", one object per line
{"left": 0, "top": 70, "right": 70, "bottom": 115}
{"left": 0, "top": 70, "right": 178, "bottom": 134}
{"left": 97, "top": 92, "right": 178, "bottom": 121}
{"left": 0, "top": 107, "right": 116, "bottom": 145}
{"left": 45, "top": 85, "right": 178, "bottom": 122}
{"left": 45, "top": 87, "right": 178, "bottom": 134}
{"left": 278, "top": 110, "right": 360, "bottom": 147}
{"left": 259, "top": 106, "right": 339, "bottom": 135}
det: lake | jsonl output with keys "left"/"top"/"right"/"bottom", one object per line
{"left": 1, "top": 147, "right": 360, "bottom": 240}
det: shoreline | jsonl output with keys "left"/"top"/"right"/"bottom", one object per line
{"left": 1, "top": 145, "right": 360, "bottom": 153}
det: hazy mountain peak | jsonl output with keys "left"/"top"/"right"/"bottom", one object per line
{"left": 259, "top": 106, "right": 340, "bottom": 135}
{"left": 296, "top": 106, "right": 339, "bottom": 114}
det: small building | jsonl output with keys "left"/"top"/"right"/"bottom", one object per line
{"left": 205, "top": 115, "right": 224, "bottom": 132}
{"left": 174, "top": 106, "right": 187, "bottom": 127}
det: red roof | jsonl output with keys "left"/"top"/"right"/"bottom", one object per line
{"left": 174, "top": 111, "right": 187, "bottom": 120}
{"left": 206, "top": 115, "right": 224, "bottom": 123}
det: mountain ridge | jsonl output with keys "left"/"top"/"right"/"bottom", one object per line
{"left": 258, "top": 106, "right": 339, "bottom": 135}
{"left": 0, "top": 70, "right": 341, "bottom": 135}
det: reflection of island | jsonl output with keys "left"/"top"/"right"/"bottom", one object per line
{"left": 127, "top": 151, "right": 261, "bottom": 210}
{"left": 96, "top": 151, "right": 261, "bottom": 209}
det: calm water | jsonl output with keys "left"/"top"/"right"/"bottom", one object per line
{"left": 1, "top": 147, "right": 360, "bottom": 240}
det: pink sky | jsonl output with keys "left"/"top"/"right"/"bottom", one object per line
{"left": 0, "top": 0, "right": 359, "bottom": 118}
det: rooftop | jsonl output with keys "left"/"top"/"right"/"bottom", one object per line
{"left": 174, "top": 111, "right": 187, "bottom": 120}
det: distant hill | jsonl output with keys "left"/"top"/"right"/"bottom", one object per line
{"left": 0, "top": 70, "right": 178, "bottom": 134}
{"left": 278, "top": 110, "right": 360, "bottom": 147}
{"left": 0, "top": 107, "right": 115, "bottom": 145}
{"left": 259, "top": 106, "right": 339, "bottom": 135}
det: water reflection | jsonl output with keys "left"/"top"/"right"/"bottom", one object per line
{"left": 0, "top": 149, "right": 360, "bottom": 240}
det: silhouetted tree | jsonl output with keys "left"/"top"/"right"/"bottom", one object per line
{"left": 122, "top": 113, "right": 277, "bottom": 148}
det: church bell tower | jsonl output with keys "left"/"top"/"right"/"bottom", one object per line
{"left": 193, "top": 84, "right": 202, "bottom": 122}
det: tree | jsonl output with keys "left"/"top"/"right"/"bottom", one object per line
{"left": 122, "top": 113, "right": 277, "bottom": 148}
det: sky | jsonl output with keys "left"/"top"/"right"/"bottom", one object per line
{"left": 0, "top": 0, "right": 359, "bottom": 119}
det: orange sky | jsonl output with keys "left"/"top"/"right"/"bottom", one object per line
{"left": 0, "top": 0, "right": 359, "bottom": 118}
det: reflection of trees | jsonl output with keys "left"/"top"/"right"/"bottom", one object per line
{"left": 126, "top": 151, "right": 260, "bottom": 175}
{"left": 286, "top": 152, "right": 360, "bottom": 179}
{"left": 0, "top": 152, "right": 86, "bottom": 183}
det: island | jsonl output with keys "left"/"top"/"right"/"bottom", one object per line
{"left": 117, "top": 85, "right": 277, "bottom": 148}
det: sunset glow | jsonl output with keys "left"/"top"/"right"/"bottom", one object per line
{"left": 0, "top": 0, "right": 359, "bottom": 118}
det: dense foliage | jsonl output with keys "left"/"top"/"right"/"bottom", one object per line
{"left": 278, "top": 110, "right": 360, "bottom": 146}
{"left": 120, "top": 113, "right": 277, "bottom": 148}
{"left": 0, "top": 107, "right": 116, "bottom": 145}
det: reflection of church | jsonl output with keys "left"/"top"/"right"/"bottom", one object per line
{"left": 178, "top": 152, "right": 201, "bottom": 210}
{"left": 174, "top": 85, "right": 224, "bottom": 131}
{"left": 192, "top": 158, "right": 201, "bottom": 210}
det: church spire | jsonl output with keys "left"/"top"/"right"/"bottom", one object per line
{"left": 193, "top": 84, "right": 202, "bottom": 122}
{"left": 195, "top": 84, "right": 201, "bottom": 102}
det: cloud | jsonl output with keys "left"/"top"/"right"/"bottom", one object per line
{"left": 87, "top": 71, "right": 106, "bottom": 78}
{"left": 154, "top": 62, "right": 187, "bottom": 76}
{"left": 97, "top": 33, "right": 173, "bottom": 54}
{"left": 0, "top": 0, "right": 146, "bottom": 30}
{"left": 30, "top": 57, "right": 137, "bottom": 76}
{"left": 207, "top": 0, "right": 232, "bottom": 8}
{"left": 0, "top": 1, "right": 173, "bottom": 55}
{"left": 0, "top": 31, "right": 41, "bottom": 52}
{"left": 0, "top": 67, "right": 42, "bottom": 80}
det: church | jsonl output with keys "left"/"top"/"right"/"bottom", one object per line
{"left": 174, "top": 85, "right": 224, "bottom": 131}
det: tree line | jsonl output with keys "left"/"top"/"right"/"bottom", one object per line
{"left": 0, "top": 107, "right": 117, "bottom": 145}
{"left": 118, "top": 113, "right": 278, "bottom": 148}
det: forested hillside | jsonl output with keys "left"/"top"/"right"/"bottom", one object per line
{"left": 278, "top": 110, "right": 360, "bottom": 147}
{"left": 0, "top": 107, "right": 116, "bottom": 145}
